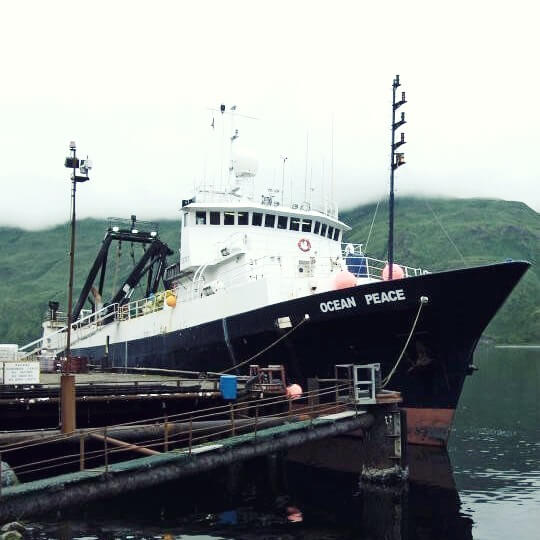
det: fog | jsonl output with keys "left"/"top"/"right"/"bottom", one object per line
{"left": 0, "top": 0, "right": 538, "bottom": 230}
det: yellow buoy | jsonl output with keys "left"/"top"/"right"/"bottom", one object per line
{"left": 166, "top": 294, "right": 177, "bottom": 308}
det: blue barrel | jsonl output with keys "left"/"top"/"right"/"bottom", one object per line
{"left": 220, "top": 375, "right": 238, "bottom": 400}
{"left": 346, "top": 255, "right": 368, "bottom": 277}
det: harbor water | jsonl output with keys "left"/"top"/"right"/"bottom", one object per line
{"left": 23, "top": 345, "right": 539, "bottom": 539}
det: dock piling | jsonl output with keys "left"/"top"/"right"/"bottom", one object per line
{"left": 60, "top": 374, "right": 76, "bottom": 434}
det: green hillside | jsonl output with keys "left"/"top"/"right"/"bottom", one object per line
{"left": 340, "top": 197, "right": 539, "bottom": 343}
{"left": 0, "top": 197, "right": 538, "bottom": 346}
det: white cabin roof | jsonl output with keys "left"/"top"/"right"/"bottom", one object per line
{"left": 182, "top": 200, "right": 350, "bottom": 231}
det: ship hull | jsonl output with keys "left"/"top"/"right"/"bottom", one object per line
{"left": 73, "top": 261, "right": 529, "bottom": 447}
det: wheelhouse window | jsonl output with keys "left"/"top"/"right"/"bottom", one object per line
{"left": 252, "top": 212, "right": 263, "bottom": 226}
{"left": 320, "top": 223, "right": 327, "bottom": 236}
{"left": 277, "top": 215, "right": 288, "bottom": 229}
{"left": 289, "top": 217, "right": 300, "bottom": 231}
{"left": 327, "top": 226, "right": 334, "bottom": 239}
{"left": 183, "top": 212, "right": 189, "bottom": 227}
{"left": 210, "top": 211, "right": 220, "bottom": 225}
{"left": 314, "top": 221, "right": 320, "bottom": 234}
{"left": 264, "top": 214, "right": 276, "bottom": 228}
{"left": 196, "top": 211, "right": 207, "bottom": 225}
{"left": 238, "top": 211, "right": 249, "bottom": 225}
{"left": 301, "top": 219, "right": 312, "bottom": 233}
{"left": 333, "top": 228, "right": 340, "bottom": 241}
{"left": 224, "top": 211, "right": 235, "bottom": 225}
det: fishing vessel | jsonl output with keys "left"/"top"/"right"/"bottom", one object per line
{"left": 27, "top": 87, "right": 530, "bottom": 447}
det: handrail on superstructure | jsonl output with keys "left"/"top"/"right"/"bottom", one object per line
{"left": 19, "top": 304, "right": 119, "bottom": 358}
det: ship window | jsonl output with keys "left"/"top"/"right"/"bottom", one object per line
{"left": 238, "top": 211, "right": 249, "bottom": 225}
{"left": 265, "top": 214, "right": 276, "bottom": 227}
{"left": 289, "top": 217, "right": 300, "bottom": 231}
{"left": 320, "top": 223, "right": 327, "bottom": 236}
{"left": 224, "top": 212, "right": 235, "bottom": 225}
{"left": 210, "top": 211, "right": 220, "bottom": 225}
{"left": 183, "top": 212, "right": 189, "bottom": 227}
{"left": 302, "top": 219, "right": 312, "bottom": 233}
{"left": 333, "top": 228, "right": 340, "bottom": 241}
{"left": 252, "top": 212, "right": 263, "bottom": 226}
{"left": 196, "top": 211, "right": 207, "bottom": 225}
{"left": 314, "top": 221, "right": 320, "bottom": 234}
{"left": 277, "top": 215, "right": 288, "bottom": 229}
{"left": 327, "top": 226, "right": 334, "bottom": 238}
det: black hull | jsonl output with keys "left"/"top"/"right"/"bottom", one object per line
{"left": 74, "top": 261, "right": 529, "bottom": 445}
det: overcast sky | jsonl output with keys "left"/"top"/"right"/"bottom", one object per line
{"left": 0, "top": 0, "right": 538, "bottom": 229}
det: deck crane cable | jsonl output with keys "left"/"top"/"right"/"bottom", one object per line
{"left": 218, "top": 316, "right": 310, "bottom": 375}
{"left": 381, "top": 298, "right": 426, "bottom": 388}
{"left": 424, "top": 200, "right": 467, "bottom": 266}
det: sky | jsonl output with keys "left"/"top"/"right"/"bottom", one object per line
{"left": 0, "top": 0, "right": 539, "bottom": 229}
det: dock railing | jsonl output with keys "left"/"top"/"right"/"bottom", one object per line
{"left": 0, "top": 381, "right": 358, "bottom": 488}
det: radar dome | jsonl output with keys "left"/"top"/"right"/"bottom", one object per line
{"left": 232, "top": 151, "right": 258, "bottom": 178}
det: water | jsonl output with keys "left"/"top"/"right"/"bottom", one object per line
{"left": 449, "top": 345, "right": 540, "bottom": 539}
{"left": 25, "top": 346, "right": 539, "bottom": 539}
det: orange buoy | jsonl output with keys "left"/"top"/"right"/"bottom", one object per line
{"left": 166, "top": 294, "right": 177, "bottom": 308}
{"left": 286, "top": 383, "right": 303, "bottom": 399}
{"left": 333, "top": 270, "right": 357, "bottom": 290}
{"left": 382, "top": 263, "right": 405, "bottom": 280}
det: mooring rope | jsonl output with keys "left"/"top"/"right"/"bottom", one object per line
{"left": 218, "top": 315, "right": 310, "bottom": 375}
{"left": 381, "top": 297, "right": 427, "bottom": 388}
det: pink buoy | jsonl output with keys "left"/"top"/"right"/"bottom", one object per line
{"left": 382, "top": 263, "right": 405, "bottom": 281}
{"left": 286, "top": 506, "right": 303, "bottom": 522}
{"left": 333, "top": 270, "right": 357, "bottom": 290}
{"left": 286, "top": 383, "right": 303, "bottom": 400}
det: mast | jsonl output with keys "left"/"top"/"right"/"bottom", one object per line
{"left": 388, "top": 75, "right": 407, "bottom": 279}
{"left": 64, "top": 141, "right": 91, "bottom": 363}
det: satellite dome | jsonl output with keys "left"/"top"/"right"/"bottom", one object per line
{"left": 232, "top": 150, "right": 258, "bottom": 178}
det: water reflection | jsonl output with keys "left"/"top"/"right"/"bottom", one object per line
{"left": 449, "top": 345, "right": 540, "bottom": 539}
{"left": 28, "top": 442, "right": 472, "bottom": 540}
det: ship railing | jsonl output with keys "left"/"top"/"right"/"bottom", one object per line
{"left": 115, "top": 293, "right": 168, "bottom": 321}
{"left": 192, "top": 186, "right": 339, "bottom": 219}
{"left": 179, "top": 253, "right": 427, "bottom": 301}
{"left": 342, "top": 243, "right": 429, "bottom": 279}
{"left": 20, "top": 304, "right": 119, "bottom": 359}
{"left": 115, "top": 250, "right": 429, "bottom": 318}
{"left": 42, "top": 311, "right": 68, "bottom": 326}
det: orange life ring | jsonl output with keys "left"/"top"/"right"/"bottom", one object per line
{"left": 297, "top": 238, "right": 311, "bottom": 252}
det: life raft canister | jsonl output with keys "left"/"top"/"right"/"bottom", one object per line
{"left": 297, "top": 238, "right": 311, "bottom": 252}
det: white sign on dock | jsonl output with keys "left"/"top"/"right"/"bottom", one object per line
{"left": 0, "top": 344, "right": 19, "bottom": 362}
{"left": 2, "top": 361, "right": 40, "bottom": 385}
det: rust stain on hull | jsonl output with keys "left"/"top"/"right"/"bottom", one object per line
{"left": 406, "top": 407, "right": 455, "bottom": 447}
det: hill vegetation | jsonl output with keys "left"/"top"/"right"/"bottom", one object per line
{"left": 0, "top": 197, "right": 537, "bottom": 346}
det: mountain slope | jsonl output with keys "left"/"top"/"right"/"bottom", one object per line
{"left": 0, "top": 197, "right": 537, "bottom": 346}
{"left": 341, "top": 197, "right": 539, "bottom": 343}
